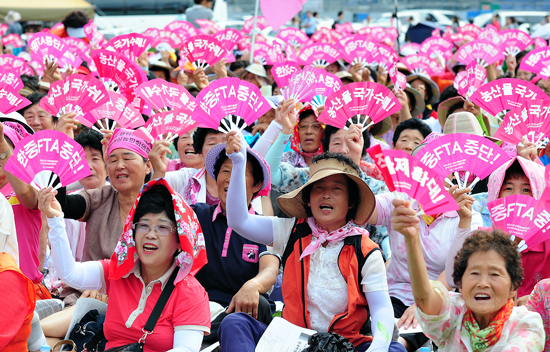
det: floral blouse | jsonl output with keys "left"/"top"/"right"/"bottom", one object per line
{"left": 416, "top": 281, "right": 545, "bottom": 352}
{"left": 526, "top": 279, "right": 550, "bottom": 352}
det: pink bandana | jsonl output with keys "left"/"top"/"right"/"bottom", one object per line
{"left": 107, "top": 128, "right": 153, "bottom": 159}
{"left": 2, "top": 122, "right": 30, "bottom": 146}
{"left": 300, "top": 217, "right": 364, "bottom": 260}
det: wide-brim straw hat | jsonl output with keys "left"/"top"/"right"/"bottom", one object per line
{"left": 370, "top": 117, "right": 391, "bottom": 137}
{"left": 437, "top": 96, "right": 464, "bottom": 128}
{"left": 406, "top": 74, "right": 441, "bottom": 106}
{"left": 277, "top": 157, "right": 375, "bottom": 225}
{"left": 443, "top": 111, "right": 498, "bottom": 142}
{"left": 0, "top": 112, "right": 34, "bottom": 134}
{"left": 387, "top": 83, "right": 425, "bottom": 118}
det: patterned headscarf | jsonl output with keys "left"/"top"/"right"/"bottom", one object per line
{"left": 109, "top": 178, "right": 207, "bottom": 285}
{"left": 487, "top": 157, "right": 546, "bottom": 202}
{"left": 289, "top": 105, "right": 324, "bottom": 158}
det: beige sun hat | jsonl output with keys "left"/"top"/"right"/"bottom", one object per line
{"left": 277, "top": 156, "right": 375, "bottom": 225}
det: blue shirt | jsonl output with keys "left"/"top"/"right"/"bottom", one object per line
{"left": 192, "top": 203, "right": 268, "bottom": 306}
{"left": 302, "top": 17, "right": 317, "bottom": 35}
{"left": 541, "top": 154, "right": 550, "bottom": 166}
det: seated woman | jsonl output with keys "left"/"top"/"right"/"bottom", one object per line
{"left": 526, "top": 279, "right": 550, "bottom": 351}
{"left": 280, "top": 106, "right": 324, "bottom": 168}
{"left": 191, "top": 141, "right": 279, "bottom": 342}
{"left": 447, "top": 157, "right": 550, "bottom": 303}
{"left": 218, "top": 132, "right": 405, "bottom": 352}
{"left": 391, "top": 202, "right": 545, "bottom": 352}
{"left": 37, "top": 179, "right": 210, "bottom": 352}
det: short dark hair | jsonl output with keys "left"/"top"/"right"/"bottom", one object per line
{"left": 434, "top": 85, "right": 459, "bottom": 112}
{"left": 447, "top": 101, "right": 465, "bottom": 117}
{"left": 301, "top": 152, "right": 361, "bottom": 221}
{"left": 133, "top": 184, "right": 177, "bottom": 239}
{"left": 337, "top": 11, "right": 344, "bottom": 17}
{"left": 213, "top": 151, "right": 264, "bottom": 198}
{"left": 193, "top": 127, "right": 222, "bottom": 154}
{"left": 20, "top": 74, "right": 40, "bottom": 92}
{"left": 18, "top": 92, "right": 57, "bottom": 121}
{"left": 452, "top": 230, "right": 524, "bottom": 290}
{"left": 62, "top": 11, "right": 90, "bottom": 29}
{"left": 392, "top": 118, "right": 432, "bottom": 146}
{"left": 75, "top": 130, "right": 104, "bottom": 158}
{"left": 230, "top": 60, "right": 247, "bottom": 72}
{"left": 322, "top": 119, "right": 371, "bottom": 159}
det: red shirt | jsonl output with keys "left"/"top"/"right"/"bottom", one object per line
{"left": 519, "top": 240, "right": 550, "bottom": 297}
{"left": 100, "top": 260, "right": 210, "bottom": 351}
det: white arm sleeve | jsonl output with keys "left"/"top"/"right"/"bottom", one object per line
{"left": 252, "top": 121, "right": 282, "bottom": 158}
{"left": 168, "top": 330, "right": 204, "bottom": 352}
{"left": 365, "top": 290, "right": 395, "bottom": 352}
{"left": 47, "top": 216, "right": 103, "bottom": 291}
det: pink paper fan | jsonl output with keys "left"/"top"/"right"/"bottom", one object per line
{"left": 457, "top": 62, "right": 486, "bottom": 99}
{"left": 400, "top": 54, "right": 445, "bottom": 76}
{"left": 537, "top": 165, "right": 550, "bottom": 209}
{"left": 0, "top": 68, "right": 24, "bottom": 91}
{"left": 318, "top": 82, "right": 401, "bottom": 131}
{"left": 499, "top": 29, "right": 533, "bottom": 57}
{"left": 157, "top": 29, "right": 184, "bottom": 49}
{"left": 309, "top": 68, "right": 343, "bottom": 101}
{"left": 29, "top": 33, "right": 67, "bottom": 65}
{"left": 83, "top": 20, "right": 106, "bottom": 48}
{"left": 311, "top": 28, "right": 333, "bottom": 44}
{"left": 445, "top": 32, "right": 465, "bottom": 45}
{"left": 523, "top": 206, "right": 550, "bottom": 249}
{"left": 494, "top": 99, "right": 550, "bottom": 149}
{"left": 401, "top": 43, "right": 420, "bottom": 54}
{"left": 2, "top": 34, "right": 24, "bottom": 48}
{"left": 419, "top": 37, "right": 454, "bottom": 60}
{"left": 488, "top": 194, "right": 539, "bottom": 240}
{"left": 455, "top": 39, "right": 504, "bottom": 67}
{"left": 137, "top": 79, "right": 196, "bottom": 112}
{"left": 340, "top": 37, "right": 378, "bottom": 67}
{"left": 329, "top": 29, "right": 344, "bottom": 44}
{"left": 92, "top": 49, "right": 148, "bottom": 111}
{"left": 271, "top": 61, "right": 301, "bottom": 88}
{"left": 388, "top": 63, "right": 406, "bottom": 91}
{"left": 0, "top": 54, "right": 26, "bottom": 73}
{"left": 276, "top": 28, "right": 309, "bottom": 48}
{"left": 164, "top": 21, "right": 198, "bottom": 37}
{"left": 297, "top": 43, "right": 340, "bottom": 67}
{"left": 85, "top": 91, "right": 145, "bottom": 131}
{"left": 281, "top": 66, "right": 316, "bottom": 102}
{"left": 214, "top": 28, "right": 243, "bottom": 54}
{"left": 62, "top": 37, "right": 91, "bottom": 60}
{"left": 335, "top": 22, "right": 354, "bottom": 35}
{"left": 181, "top": 35, "right": 226, "bottom": 69}
{"left": 372, "top": 149, "right": 459, "bottom": 215}
{"left": 454, "top": 71, "right": 468, "bottom": 92}
{"left": 519, "top": 47, "right": 550, "bottom": 80}
{"left": 40, "top": 74, "right": 109, "bottom": 119}
{"left": 432, "top": 28, "right": 441, "bottom": 37}
{"left": 142, "top": 28, "right": 161, "bottom": 47}
{"left": 367, "top": 144, "right": 396, "bottom": 192}
{"left": 457, "top": 24, "right": 481, "bottom": 38}
{"left": 0, "top": 23, "right": 8, "bottom": 36}
{"left": 373, "top": 45, "right": 399, "bottom": 72}
{"left": 416, "top": 133, "right": 511, "bottom": 189}
{"left": 145, "top": 107, "right": 198, "bottom": 141}
{"left": 470, "top": 78, "right": 547, "bottom": 119}
{"left": 194, "top": 77, "right": 270, "bottom": 132}
{"left": 534, "top": 37, "right": 548, "bottom": 49}
{"left": 4, "top": 130, "right": 91, "bottom": 190}
{"left": 266, "top": 42, "right": 285, "bottom": 65}
{"left": 105, "top": 33, "right": 152, "bottom": 63}
{"left": 0, "top": 83, "right": 31, "bottom": 114}
{"left": 242, "top": 16, "right": 270, "bottom": 34}
{"left": 195, "top": 19, "right": 222, "bottom": 34}
{"left": 478, "top": 25, "right": 501, "bottom": 46}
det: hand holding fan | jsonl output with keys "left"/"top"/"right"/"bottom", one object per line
{"left": 145, "top": 107, "right": 198, "bottom": 142}
{"left": 0, "top": 83, "right": 31, "bottom": 114}
{"left": 419, "top": 37, "right": 455, "bottom": 60}
{"left": 519, "top": 47, "right": 550, "bottom": 80}
{"left": 83, "top": 91, "right": 145, "bottom": 132}
{"left": 309, "top": 68, "right": 343, "bottom": 110}
{"left": 317, "top": 82, "right": 401, "bottom": 132}
{"left": 457, "top": 62, "right": 487, "bottom": 99}
{"left": 367, "top": 146, "right": 459, "bottom": 215}
{"left": 400, "top": 54, "right": 445, "bottom": 76}
{"left": 4, "top": 130, "right": 91, "bottom": 191}
{"left": 494, "top": 99, "right": 550, "bottom": 149}
{"left": 414, "top": 133, "right": 511, "bottom": 190}
{"left": 193, "top": 77, "right": 270, "bottom": 133}
{"left": 388, "top": 63, "right": 407, "bottom": 91}
{"left": 470, "top": 78, "right": 547, "bottom": 120}
{"left": 276, "top": 28, "right": 309, "bottom": 48}
{"left": 271, "top": 61, "right": 301, "bottom": 88}
{"left": 39, "top": 74, "right": 109, "bottom": 119}
{"left": 137, "top": 79, "right": 196, "bottom": 112}
{"left": 297, "top": 43, "right": 340, "bottom": 67}
{"left": 455, "top": 40, "right": 504, "bottom": 67}
{"left": 280, "top": 66, "right": 316, "bottom": 102}
{"left": 181, "top": 35, "right": 226, "bottom": 69}
{"left": 105, "top": 33, "right": 152, "bottom": 63}
{"left": 488, "top": 194, "right": 539, "bottom": 245}
{"left": 500, "top": 30, "right": 533, "bottom": 57}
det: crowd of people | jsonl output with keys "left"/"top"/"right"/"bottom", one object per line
{"left": 0, "top": 4, "right": 550, "bottom": 352}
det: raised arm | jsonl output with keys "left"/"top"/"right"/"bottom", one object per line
{"left": 252, "top": 120, "right": 282, "bottom": 158}
{"left": 37, "top": 188, "right": 103, "bottom": 291}
{"left": 391, "top": 198, "right": 443, "bottom": 316}
{"left": 225, "top": 132, "right": 276, "bottom": 245}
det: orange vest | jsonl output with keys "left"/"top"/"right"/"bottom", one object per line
{"left": 0, "top": 253, "right": 36, "bottom": 352}
{"left": 281, "top": 220, "right": 380, "bottom": 346}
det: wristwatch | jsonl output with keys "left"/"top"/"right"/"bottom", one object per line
{"left": 0, "top": 148, "right": 11, "bottom": 160}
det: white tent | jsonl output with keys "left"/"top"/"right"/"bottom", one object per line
{"left": 0, "top": 0, "right": 94, "bottom": 22}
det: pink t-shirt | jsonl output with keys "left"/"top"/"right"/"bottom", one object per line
{"left": 1, "top": 184, "right": 42, "bottom": 283}
{"left": 100, "top": 260, "right": 210, "bottom": 352}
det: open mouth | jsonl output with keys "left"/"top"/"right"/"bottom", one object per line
{"left": 319, "top": 204, "right": 333, "bottom": 210}
{"left": 143, "top": 244, "right": 158, "bottom": 253}
{"left": 184, "top": 150, "right": 196, "bottom": 155}
{"left": 474, "top": 293, "right": 491, "bottom": 301}
{"left": 116, "top": 175, "right": 129, "bottom": 180}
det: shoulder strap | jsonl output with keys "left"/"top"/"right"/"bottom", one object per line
{"left": 144, "top": 266, "right": 179, "bottom": 332}
{"left": 281, "top": 219, "right": 310, "bottom": 268}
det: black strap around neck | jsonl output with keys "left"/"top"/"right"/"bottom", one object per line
{"left": 144, "top": 265, "right": 179, "bottom": 332}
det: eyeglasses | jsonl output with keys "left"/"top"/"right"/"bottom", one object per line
{"left": 297, "top": 123, "right": 322, "bottom": 132}
{"left": 133, "top": 222, "right": 176, "bottom": 236}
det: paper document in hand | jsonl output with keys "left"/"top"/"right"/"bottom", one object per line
{"left": 395, "top": 318, "right": 423, "bottom": 334}
{"left": 255, "top": 317, "right": 317, "bottom": 352}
